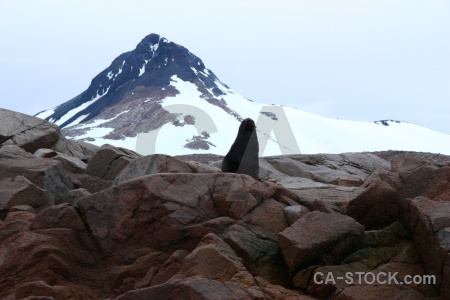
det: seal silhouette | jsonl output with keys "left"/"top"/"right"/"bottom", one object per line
{"left": 221, "top": 118, "right": 259, "bottom": 179}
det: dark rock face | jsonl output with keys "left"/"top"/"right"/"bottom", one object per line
{"left": 0, "top": 175, "right": 52, "bottom": 219}
{"left": 278, "top": 212, "right": 365, "bottom": 274}
{"left": 39, "top": 33, "right": 229, "bottom": 129}
{"left": 345, "top": 180, "right": 399, "bottom": 230}
{"left": 1, "top": 108, "right": 449, "bottom": 299}
{"left": 0, "top": 158, "right": 73, "bottom": 206}
{"left": 85, "top": 144, "right": 141, "bottom": 180}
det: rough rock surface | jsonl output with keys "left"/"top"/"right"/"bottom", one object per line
{"left": 0, "top": 108, "right": 97, "bottom": 161}
{"left": 114, "top": 154, "right": 215, "bottom": 185}
{"left": 0, "top": 109, "right": 448, "bottom": 299}
{"left": 34, "top": 148, "right": 87, "bottom": 173}
{"left": 278, "top": 211, "right": 365, "bottom": 274}
{"left": 0, "top": 175, "right": 52, "bottom": 219}
{"left": 85, "top": 144, "right": 142, "bottom": 181}
{"left": 345, "top": 180, "right": 399, "bottom": 230}
{"left": 0, "top": 158, "right": 73, "bottom": 205}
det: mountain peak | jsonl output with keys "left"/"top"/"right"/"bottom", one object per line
{"left": 37, "top": 33, "right": 228, "bottom": 129}
{"left": 135, "top": 33, "right": 168, "bottom": 56}
{"left": 35, "top": 34, "right": 450, "bottom": 156}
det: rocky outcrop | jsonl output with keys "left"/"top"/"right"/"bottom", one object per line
{"left": 259, "top": 153, "right": 390, "bottom": 185}
{"left": 34, "top": 148, "right": 88, "bottom": 174}
{"left": 278, "top": 212, "right": 365, "bottom": 274}
{"left": 0, "top": 109, "right": 448, "bottom": 299}
{"left": 114, "top": 154, "right": 215, "bottom": 185}
{"left": 85, "top": 144, "right": 142, "bottom": 181}
{"left": 0, "top": 108, "right": 60, "bottom": 152}
{"left": 0, "top": 157, "right": 73, "bottom": 206}
{"left": 249, "top": 153, "right": 391, "bottom": 214}
{"left": 0, "top": 108, "right": 96, "bottom": 162}
{"left": 345, "top": 180, "right": 398, "bottom": 230}
{"left": 0, "top": 175, "right": 52, "bottom": 219}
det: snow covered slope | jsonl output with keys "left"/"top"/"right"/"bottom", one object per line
{"left": 36, "top": 34, "right": 450, "bottom": 156}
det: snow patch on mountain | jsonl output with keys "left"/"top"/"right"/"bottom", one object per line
{"left": 35, "top": 108, "right": 56, "bottom": 120}
{"left": 35, "top": 33, "right": 450, "bottom": 156}
{"left": 52, "top": 86, "right": 111, "bottom": 126}
{"left": 61, "top": 75, "right": 450, "bottom": 156}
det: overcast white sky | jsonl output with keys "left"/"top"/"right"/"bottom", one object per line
{"left": 1, "top": 0, "right": 449, "bottom": 134}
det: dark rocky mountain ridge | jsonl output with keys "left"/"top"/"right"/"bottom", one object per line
{"left": 38, "top": 33, "right": 228, "bottom": 129}
{"left": 33, "top": 33, "right": 450, "bottom": 156}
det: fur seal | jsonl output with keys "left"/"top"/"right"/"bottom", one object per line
{"left": 221, "top": 118, "right": 259, "bottom": 179}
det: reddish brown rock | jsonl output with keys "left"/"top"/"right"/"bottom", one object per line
{"left": 179, "top": 245, "right": 264, "bottom": 298}
{"left": 34, "top": 148, "right": 87, "bottom": 174}
{"left": 342, "top": 247, "right": 398, "bottom": 269}
{"left": 108, "top": 249, "right": 168, "bottom": 294}
{"left": 0, "top": 175, "right": 52, "bottom": 218}
{"left": 306, "top": 262, "right": 371, "bottom": 298}
{"left": 67, "top": 188, "right": 91, "bottom": 205}
{"left": 278, "top": 211, "right": 365, "bottom": 274}
{"left": 77, "top": 173, "right": 218, "bottom": 256}
{"left": 345, "top": 180, "right": 399, "bottom": 230}
{"left": 151, "top": 249, "right": 190, "bottom": 286}
{"left": 390, "top": 241, "right": 422, "bottom": 264}
{"left": 114, "top": 276, "right": 252, "bottom": 300}
{"left": 0, "top": 158, "right": 73, "bottom": 204}
{"left": 212, "top": 174, "right": 261, "bottom": 220}
{"left": 0, "top": 145, "right": 35, "bottom": 159}
{"left": 292, "top": 265, "right": 321, "bottom": 290}
{"left": 442, "top": 259, "right": 450, "bottom": 300}
{"left": 246, "top": 198, "right": 288, "bottom": 235}
{"left": 363, "top": 221, "right": 408, "bottom": 248}
{"left": 52, "top": 139, "right": 99, "bottom": 163}
{"left": 338, "top": 176, "right": 363, "bottom": 187}
{"left": 335, "top": 285, "right": 426, "bottom": 300}
{"left": 0, "top": 108, "right": 60, "bottom": 153}
{"left": 361, "top": 166, "right": 400, "bottom": 189}
{"left": 114, "top": 153, "right": 215, "bottom": 184}
{"left": 0, "top": 219, "right": 30, "bottom": 243}
{"left": 375, "top": 262, "right": 439, "bottom": 297}
{"left": 293, "top": 185, "right": 365, "bottom": 215}
{"left": 0, "top": 142, "right": 447, "bottom": 299}
{"left": 261, "top": 153, "right": 390, "bottom": 185}
{"left": 0, "top": 109, "right": 93, "bottom": 163}
{"left": 183, "top": 233, "right": 246, "bottom": 276}
{"left": 5, "top": 211, "right": 36, "bottom": 223}
{"left": 0, "top": 229, "right": 104, "bottom": 299}
{"left": 361, "top": 155, "right": 450, "bottom": 298}
{"left": 85, "top": 144, "right": 141, "bottom": 180}
{"left": 391, "top": 154, "right": 430, "bottom": 172}
{"left": 77, "top": 173, "right": 298, "bottom": 259}
{"left": 401, "top": 195, "right": 450, "bottom": 298}
{"left": 254, "top": 276, "right": 317, "bottom": 300}
{"left": 16, "top": 280, "right": 56, "bottom": 299}
{"left": 31, "top": 203, "right": 86, "bottom": 232}
{"left": 392, "top": 155, "right": 441, "bottom": 200}
{"left": 181, "top": 217, "right": 236, "bottom": 250}
{"left": 212, "top": 173, "right": 297, "bottom": 220}
{"left": 225, "top": 229, "right": 281, "bottom": 277}
{"left": 69, "top": 173, "right": 112, "bottom": 193}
